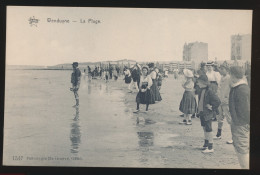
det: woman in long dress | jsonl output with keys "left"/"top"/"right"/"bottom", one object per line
{"left": 206, "top": 61, "right": 221, "bottom": 121}
{"left": 124, "top": 67, "right": 132, "bottom": 92}
{"left": 134, "top": 66, "right": 155, "bottom": 113}
{"left": 148, "top": 63, "right": 162, "bottom": 102}
{"left": 179, "top": 69, "right": 197, "bottom": 125}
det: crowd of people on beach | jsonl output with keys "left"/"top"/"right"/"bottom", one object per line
{"left": 70, "top": 60, "right": 250, "bottom": 169}
{"left": 176, "top": 61, "right": 250, "bottom": 168}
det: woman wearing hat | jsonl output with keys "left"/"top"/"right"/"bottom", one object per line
{"left": 179, "top": 69, "right": 197, "bottom": 125}
{"left": 206, "top": 61, "right": 221, "bottom": 94}
{"left": 206, "top": 61, "right": 221, "bottom": 121}
{"left": 134, "top": 66, "right": 155, "bottom": 114}
{"left": 148, "top": 63, "right": 162, "bottom": 102}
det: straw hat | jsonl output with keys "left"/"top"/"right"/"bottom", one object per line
{"left": 142, "top": 65, "right": 149, "bottom": 71}
{"left": 206, "top": 61, "right": 214, "bottom": 66}
{"left": 183, "top": 69, "right": 193, "bottom": 78}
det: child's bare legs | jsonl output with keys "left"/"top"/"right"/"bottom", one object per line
{"left": 134, "top": 82, "right": 139, "bottom": 92}
{"left": 128, "top": 84, "right": 131, "bottom": 91}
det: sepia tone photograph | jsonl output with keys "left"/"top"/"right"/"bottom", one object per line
{"left": 3, "top": 6, "right": 251, "bottom": 169}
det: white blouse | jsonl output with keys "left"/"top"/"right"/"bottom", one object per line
{"left": 124, "top": 69, "right": 131, "bottom": 76}
{"left": 139, "top": 75, "right": 153, "bottom": 89}
{"left": 206, "top": 70, "right": 221, "bottom": 85}
{"left": 150, "top": 70, "right": 157, "bottom": 79}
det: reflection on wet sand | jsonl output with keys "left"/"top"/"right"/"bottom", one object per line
{"left": 88, "top": 83, "right": 91, "bottom": 94}
{"left": 70, "top": 107, "right": 81, "bottom": 154}
{"left": 137, "top": 131, "right": 154, "bottom": 163}
{"left": 137, "top": 132, "right": 154, "bottom": 147}
{"left": 99, "top": 83, "right": 102, "bottom": 91}
{"left": 105, "top": 83, "right": 109, "bottom": 93}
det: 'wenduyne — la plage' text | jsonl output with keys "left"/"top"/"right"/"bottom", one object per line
{"left": 47, "top": 18, "right": 101, "bottom": 24}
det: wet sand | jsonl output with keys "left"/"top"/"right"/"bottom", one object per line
{"left": 3, "top": 70, "right": 240, "bottom": 168}
{"left": 113, "top": 74, "right": 240, "bottom": 169}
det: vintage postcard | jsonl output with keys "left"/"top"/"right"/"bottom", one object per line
{"left": 4, "top": 6, "right": 252, "bottom": 168}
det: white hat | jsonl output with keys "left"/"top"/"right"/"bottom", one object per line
{"left": 183, "top": 69, "right": 193, "bottom": 78}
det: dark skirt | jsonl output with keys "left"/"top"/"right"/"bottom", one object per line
{"left": 151, "top": 79, "right": 162, "bottom": 101}
{"left": 125, "top": 75, "right": 132, "bottom": 84}
{"left": 179, "top": 91, "right": 197, "bottom": 114}
{"left": 136, "top": 89, "right": 155, "bottom": 104}
{"left": 209, "top": 81, "right": 218, "bottom": 94}
{"left": 132, "top": 76, "right": 140, "bottom": 83}
{"left": 157, "top": 80, "right": 162, "bottom": 86}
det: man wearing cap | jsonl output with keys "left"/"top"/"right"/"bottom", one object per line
{"left": 195, "top": 74, "right": 221, "bottom": 153}
{"left": 229, "top": 66, "right": 250, "bottom": 169}
{"left": 71, "top": 62, "right": 81, "bottom": 107}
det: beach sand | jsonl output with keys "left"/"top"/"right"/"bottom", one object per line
{"left": 3, "top": 70, "right": 240, "bottom": 168}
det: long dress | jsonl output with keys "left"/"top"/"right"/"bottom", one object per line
{"left": 136, "top": 75, "right": 155, "bottom": 104}
{"left": 179, "top": 79, "right": 197, "bottom": 114}
{"left": 150, "top": 70, "right": 162, "bottom": 102}
{"left": 124, "top": 69, "right": 132, "bottom": 84}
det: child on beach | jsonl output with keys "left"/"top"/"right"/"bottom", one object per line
{"left": 195, "top": 74, "right": 221, "bottom": 153}
{"left": 179, "top": 69, "right": 197, "bottom": 125}
{"left": 134, "top": 66, "right": 154, "bottom": 114}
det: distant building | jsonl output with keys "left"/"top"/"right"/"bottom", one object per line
{"left": 231, "top": 34, "right": 251, "bottom": 61}
{"left": 183, "top": 41, "right": 208, "bottom": 63}
{"left": 183, "top": 41, "right": 208, "bottom": 70}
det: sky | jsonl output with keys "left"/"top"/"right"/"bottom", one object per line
{"left": 6, "top": 7, "right": 252, "bottom": 66}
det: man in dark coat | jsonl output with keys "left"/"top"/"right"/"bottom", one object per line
{"left": 71, "top": 62, "right": 81, "bottom": 107}
{"left": 195, "top": 74, "right": 221, "bottom": 153}
{"left": 131, "top": 64, "right": 141, "bottom": 92}
{"left": 229, "top": 66, "right": 250, "bottom": 169}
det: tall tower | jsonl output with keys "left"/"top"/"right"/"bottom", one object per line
{"left": 182, "top": 41, "right": 208, "bottom": 63}
{"left": 231, "top": 34, "right": 251, "bottom": 61}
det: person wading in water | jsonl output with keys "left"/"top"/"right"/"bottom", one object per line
{"left": 70, "top": 62, "right": 81, "bottom": 108}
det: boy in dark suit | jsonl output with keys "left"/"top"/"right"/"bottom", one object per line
{"left": 195, "top": 74, "right": 221, "bottom": 153}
